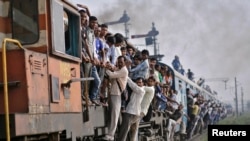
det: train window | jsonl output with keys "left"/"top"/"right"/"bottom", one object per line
{"left": 11, "top": 0, "right": 39, "bottom": 44}
{"left": 64, "top": 9, "right": 80, "bottom": 58}
{"left": 51, "top": 0, "right": 81, "bottom": 61}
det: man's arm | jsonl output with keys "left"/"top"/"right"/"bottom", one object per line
{"left": 76, "top": 4, "right": 91, "bottom": 16}
{"left": 127, "top": 77, "right": 144, "bottom": 94}
{"left": 130, "top": 61, "right": 147, "bottom": 72}
{"left": 106, "top": 67, "right": 128, "bottom": 79}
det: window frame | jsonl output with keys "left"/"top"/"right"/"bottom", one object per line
{"left": 11, "top": 0, "right": 39, "bottom": 45}
{"left": 50, "top": 0, "right": 81, "bottom": 62}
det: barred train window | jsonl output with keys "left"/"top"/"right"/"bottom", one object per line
{"left": 51, "top": 0, "right": 81, "bottom": 61}
{"left": 11, "top": 0, "right": 39, "bottom": 44}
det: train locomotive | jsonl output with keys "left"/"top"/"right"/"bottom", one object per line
{"left": 0, "top": 0, "right": 225, "bottom": 141}
{"left": 0, "top": 0, "right": 107, "bottom": 140}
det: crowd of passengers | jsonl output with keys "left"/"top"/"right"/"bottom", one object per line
{"left": 75, "top": 3, "right": 228, "bottom": 141}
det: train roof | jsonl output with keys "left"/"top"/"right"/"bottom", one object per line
{"left": 158, "top": 61, "right": 217, "bottom": 100}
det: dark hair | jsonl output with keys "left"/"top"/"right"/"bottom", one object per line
{"left": 100, "top": 24, "right": 108, "bottom": 28}
{"left": 106, "top": 36, "right": 116, "bottom": 44}
{"left": 89, "top": 16, "right": 97, "bottom": 21}
{"left": 105, "top": 32, "right": 113, "bottom": 39}
{"left": 133, "top": 55, "right": 141, "bottom": 61}
{"left": 141, "top": 49, "right": 149, "bottom": 56}
{"left": 148, "top": 76, "right": 156, "bottom": 81}
{"left": 118, "top": 55, "right": 126, "bottom": 62}
{"left": 150, "top": 57, "right": 157, "bottom": 61}
{"left": 162, "top": 84, "right": 169, "bottom": 88}
{"left": 155, "top": 64, "right": 160, "bottom": 68}
{"left": 127, "top": 45, "right": 135, "bottom": 51}
{"left": 135, "top": 77, "right": 144, "bottom": 82}
{"left": 120, "top": 47, "right": 126, "bottom": 51}
{"left": 114, "top": 33, "right": 124, "bottom": 44}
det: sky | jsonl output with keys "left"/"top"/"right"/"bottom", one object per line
{"left": 70, "top": 0, "right": 250, "bottom": 108}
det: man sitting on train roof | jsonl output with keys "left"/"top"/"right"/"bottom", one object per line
{"left": 187, "top": 69, "right": 195, "bottom": 81}
{"left": 172, "top": 55, "right": 181, "bottom": 72}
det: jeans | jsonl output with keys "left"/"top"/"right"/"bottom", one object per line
{"left": 89, "top": 66, "right": 101, "bottom": 100}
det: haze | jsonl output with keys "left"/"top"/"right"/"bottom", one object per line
{"left": 71, "top": 0, "right": 250, "bottom": 108}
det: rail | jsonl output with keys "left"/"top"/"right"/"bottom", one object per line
{"left": 61, "top": 77, "right": 94, "bottom": 88}
{"left": 1, "top": 38, "right": 24, "bottom": 141}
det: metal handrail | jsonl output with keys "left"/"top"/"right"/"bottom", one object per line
{"left": 1, "top": 38, "right": 24, "bottom": 141}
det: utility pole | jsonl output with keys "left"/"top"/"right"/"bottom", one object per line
{"left": 123, "top": 11, "right": 130, "bottom": 39}
{"left": 104, "top": 10, "right": 130, "bottom": 39}
{"left": 234, "top": 77, "right": 238, "bottom": 116}
{"left": 151, "top": 22, "right": 158, "bottom": 56}
{"left": 131, "top": 22, "right": 164, "bottom": 61}
{"left": 241, "top": 87, "right": 244, "bottom": 113}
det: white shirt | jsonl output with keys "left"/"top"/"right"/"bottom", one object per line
{"left": 114, "top": 46, "right": 122, "bottom": 65}
{"left": 106, "top": 66, "right": 128, "bottom": 95}
{"left": 141, "top": 86, "right": 155, "bottom": 115}
{"left": 125, "top": 78, "right": 145, "bottom": 116}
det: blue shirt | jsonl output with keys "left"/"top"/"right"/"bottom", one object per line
{"left": 156, "top": 92, "right": 168, "bottom": 111}
{"left": 172, "top": 59, "right": 181, "bottom": 71}
{"left": 129, "top": 59, "right": 149, "bottom": 80}
{"left": 95, "top": 37, "right": 104, "bottom": 60}
{"left": 106, "top": 45, "right": 117, "bottom": 65}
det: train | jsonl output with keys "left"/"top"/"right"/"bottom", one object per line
{"left": 0, "top": 0, "right": 227, "bottom": 141}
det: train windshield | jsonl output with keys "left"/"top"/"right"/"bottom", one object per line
{"left": 11, "top": 0, "right": 39, "bottom": 44}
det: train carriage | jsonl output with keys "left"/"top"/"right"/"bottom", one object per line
{"left": 0, "top": 1, "right": 225, "bottom": 141}
{"left": 156, "top": 62, "right": 219, "bottom": 138}
{"left": 0, "top": 0, "right": 107, "bottom": 141}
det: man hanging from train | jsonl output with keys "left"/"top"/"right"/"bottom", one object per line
{"left": 102, "top": 56, "right": 128, "bottom": 141}
{"left": 129, "top": 76, "right": 156, "bottom": 141}
{"left": 82, "top": 15, "right": 101, "bottom": 105}
{"left": 117, "top": 77, "right": 145, "bottom": 141}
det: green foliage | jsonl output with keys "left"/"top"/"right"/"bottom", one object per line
{"left": 218, "top": 113, "right": 250, "bottom": 125}
{"left": 193, "top": 113, "right": 250, "bottom": 141}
